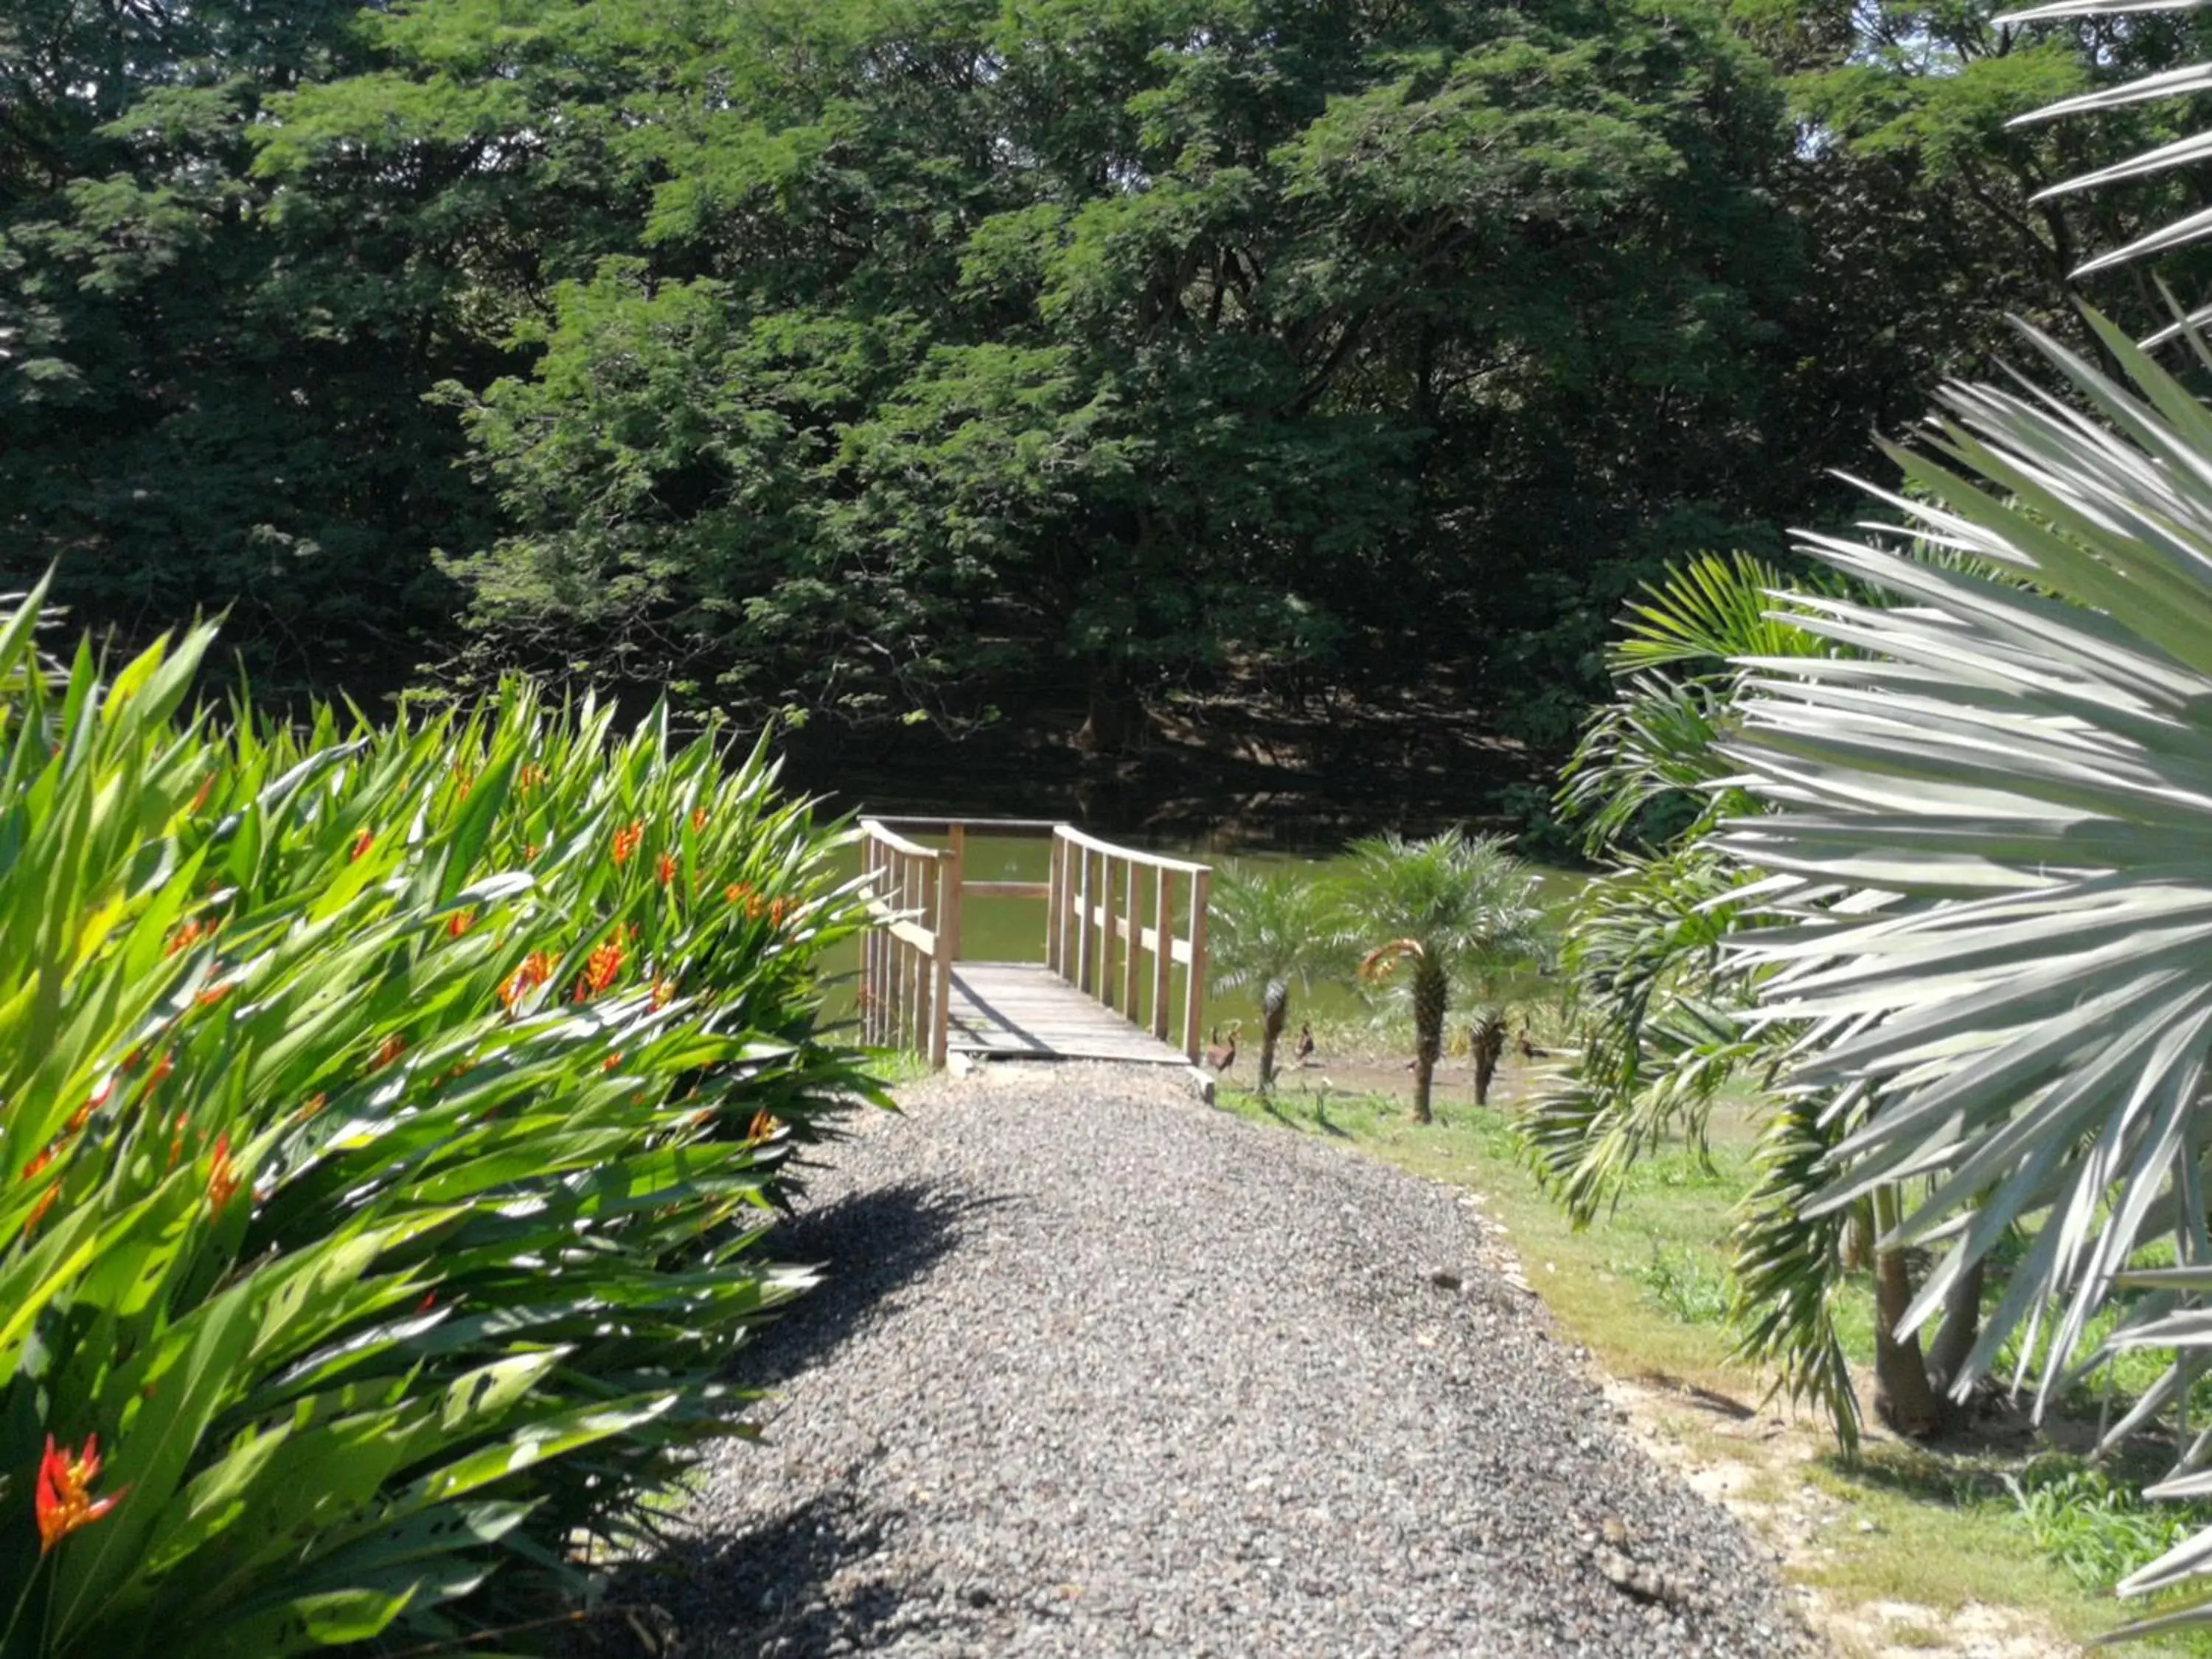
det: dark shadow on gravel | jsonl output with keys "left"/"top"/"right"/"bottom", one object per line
{"left": 591, "top": 1491, "right": 967, "bottom": 1659}
{"left": 737, "top": 1178, "right": 1012, "bottom": 1388}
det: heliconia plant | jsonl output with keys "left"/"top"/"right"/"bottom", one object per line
{"left": 0, "top": 582, "right": 878, "bottom": 1657}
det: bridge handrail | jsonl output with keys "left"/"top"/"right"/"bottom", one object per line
{"left": 1048, "top": 825, "right": 1210, "bottom": 1062}
{"left": 855, "top": 815, "right": 1211, "bottom": 1068}
{"left": 1053, "top": 822, "right": 1211, "bottom": 877}
{"left": 857, "top": 818, "right": 959, "bottom": 1066}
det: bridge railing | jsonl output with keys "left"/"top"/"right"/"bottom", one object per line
{"left": 1047, "top": 826, "right": 1211, "bottom": 1062}
{"left": 856, "top": 818, "right": 960, "bottom": 1067}
{"left": 856, "top": 816, "right": 1211, "bottom": 1066}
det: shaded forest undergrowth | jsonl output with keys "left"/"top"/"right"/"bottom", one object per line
{"left": 782, "top": 670, "right": 1548, "bottom": 852}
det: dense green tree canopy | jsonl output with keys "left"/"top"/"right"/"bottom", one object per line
{"left": 4, "top": 0, "right": 2209, "bottom": 750}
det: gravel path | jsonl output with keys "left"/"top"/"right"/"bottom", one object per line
{"left": 661, "top": 1063, "right": 1817, "bottom": 1658}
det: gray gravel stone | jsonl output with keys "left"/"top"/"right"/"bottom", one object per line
{"left": 656, "top": 1063, "right": 1818, "bottom": 1657}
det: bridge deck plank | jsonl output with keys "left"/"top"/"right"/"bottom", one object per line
{"left": 947, "top": 961, "right": 1191, "bottom": 1065}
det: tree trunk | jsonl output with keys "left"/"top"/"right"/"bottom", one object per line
{"left": 1841, "top": 1202, "right": 1874, "bottom": 1274}
{"left": 1924, "top": 1255, "right": 1986, "bottom": 1404}
{"left": 1871, "top": 1183, "right": 1945, "bottom": 1439}
{"left": 1076, "top": 664, "right": 1144, "bottom": 756}
{"left": 1259, "top": 981, "right": 1289, "bottom": 1093}
{"left": 1470, "top": 1012, "right": 1506, "bottom": 1107}
{"left": 1410, "top": 956, "right": 1446, "bottom": 1124}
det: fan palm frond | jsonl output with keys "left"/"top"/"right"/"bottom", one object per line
{"left": 1717, "top": 308, "right": 2212, "bottom": 1618}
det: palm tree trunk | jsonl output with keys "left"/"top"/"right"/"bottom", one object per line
{"left": 1259, "top": 981, "right": 1289, "bottom": 1092}
{"left": 1925, "top": 1256, "right": 1986, "bottom": 1400}
{"left": 1871, "top": 1183, "right": 1944, "bottom": 1439}
{"left": 1411, "top": 956, "right": 1446, "bottom": 1124}
{"left": 1470, "top": 1012, "right": 1505, "bottom": 1107}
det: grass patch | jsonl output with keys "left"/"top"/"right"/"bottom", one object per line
{"left": 1216, "top": 1079, "right": 2212, "bottom": 1655}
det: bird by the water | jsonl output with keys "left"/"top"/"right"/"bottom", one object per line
{"left": 1294, "top": 1023, "right": 1316, "bottom": 1066}
{"left": 1206, "top": 1023, "right": 1239, "bottom": 1073}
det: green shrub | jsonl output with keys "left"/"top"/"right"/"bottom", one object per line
{"left": 0, "top": 588, "right": 877, "bottom": 1657}
{"left": 2009, "top": 1462, "right": 2212, "bottom": 1594}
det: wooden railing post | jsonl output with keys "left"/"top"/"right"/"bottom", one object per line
{"left": 931, "top": 842, "right": 957, "bottom": 1068}
{"left": 1047, "top": 832, "right": 1066, "bottom": 978}
{"left": 1100, "top": 852, "right": 1120, "bottom": 1012}
{"left": 1182, "top": 865, "right": 1211, "bottom": 1062}
{"left": 1121, "top": 857, "right": 1141, "bottom": 1023}
{"left": 1075, "top": 845, "right": 1094, "bottom": 994}
{"left": 1150, "top": 864, "right": 1171, "bottom": 1040}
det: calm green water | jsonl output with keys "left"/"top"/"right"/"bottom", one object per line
{"left": 818, "top": 833, "right": 1579, "bottom": 1036}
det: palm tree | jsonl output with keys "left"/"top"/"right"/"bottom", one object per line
{"left": 1709, "top": 313, "right": 2212, "bottom": 1630}
{"left": 1342, "top": 830, "right": 1543, "bottom": 1124}
{"left": 1208, "top": 865, "right": 1342, "bottom": 1091}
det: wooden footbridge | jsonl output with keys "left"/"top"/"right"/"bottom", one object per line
{"left": 858, "top": 818, "right": 1211, "bottom": 1071}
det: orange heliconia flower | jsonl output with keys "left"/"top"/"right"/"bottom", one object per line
{"left": 369, "top": 1034, "right": 407, "bottom": 1072}
{"left": 611, "top": 821, "right": 644, "bottom": 868}
{"left": 21, "top": 1144, "right": 52, "bottom": 1183}
{"left": 498, "top": 950, "right": 556, "bottom": 1010}
{"left": 187, "top": 773, "right": 217, "bottom": 815}
{"left": 745, "top": 1109, "right": 782, "bottom": 1144}
{"left": 165, "top": 916, "right": 217, "bottom": 957}
{"left": 602, "top": 1052, "right": 624, "bottom": 1073}
{"left": 293, "top": 1093, "right": 328, "bottom": 1125}
{"left": 147, "top": 1052, "right": 174, "bottom": 1088}
{"left": 447, "top": 908, "right": 476, "bottom": 939}
{"left": 69, "top": 1076, "right": 112, "bottom": 1133}
{"left": 655, "top": 852, "right": 677, "bottom": 888}
{"left": 23, "top": 1183, "right": 60, "bottom": 1238}
{"left": 349, "top": 828, "right": 374, "bottom": 861}
{"left": 572, "top": 939, "right": 625, "bottom": 1003}
{"left": 689, "top": 807, "right": 709, "bottom": 834}
{"left": 650, "top": 977, "right": 675, "bottom": 1009}
{"left": 165, "top": 1112, "right": 189, "bottom": 1170}
{"left": 206, "top": 1133, "right": 240, "bottom": 1217}
{"left": 518, "top": 764, "right": 548, "bottom": 791}
{"left": 725, "top": 882, "right": 752, "bottom": 906}
{"left": 35, "top": 1435, "right": 123, "bottom": 1553}
{"left": 194, "top": 981, "right": 232, "bottom": 1009}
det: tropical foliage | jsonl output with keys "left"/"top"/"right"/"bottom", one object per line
{"left": 1206, "top": 867, "right": 1344, "bottom": 1091}
{"left": 1340, "top": 831, "right": 1545, "bottom": 1124}
{"left": 1711, "top": 313, "right": 2212, "bottom": 1632}
{"left": 8, "top": 0, "right": 2211, "bottom": 753}
{"left": 0, "top": 585, "right": 872, "bottom": 1657}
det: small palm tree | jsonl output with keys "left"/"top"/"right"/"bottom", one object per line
{"left": 1208, "top": 865, "right": 1343, "bottom": 1091}
{"left": 1343, "top": 830, "right": 1544, "bottom": 1124}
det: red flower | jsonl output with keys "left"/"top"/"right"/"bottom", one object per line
{"left": 206, "top": 1133, "right": 240, "bottom": 1217}
{"left": 447, "top": 908, "right": 476, "bottom": 939}
{"left": 572, "top": 939, "right": 625, "bottom": 1003}
{"left": 689, "top": 807, "right": 709, "bottom": 834}
{"left": 35, "top": 1435, "right": 122, "bottom": 1553}
{"left": 23, "top": 1183, "right": 59, "bottom": 1239}
{"left": 498, "top": 950, "right": 555, "bottom": 1010}
{"left": 165, "top": 916, "right": 217, "bottom": 957}
{"left": 655, "top": 852, "right": 678, "bottom": 888}
{"left": 369, "top": 1034, "right": 406, "bottom": 1072}
{"left": 611, "top": 821, "right": 644, "bottom": 868}
{"left": 348, "top": 828, "right": 374, "bottom": 862}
